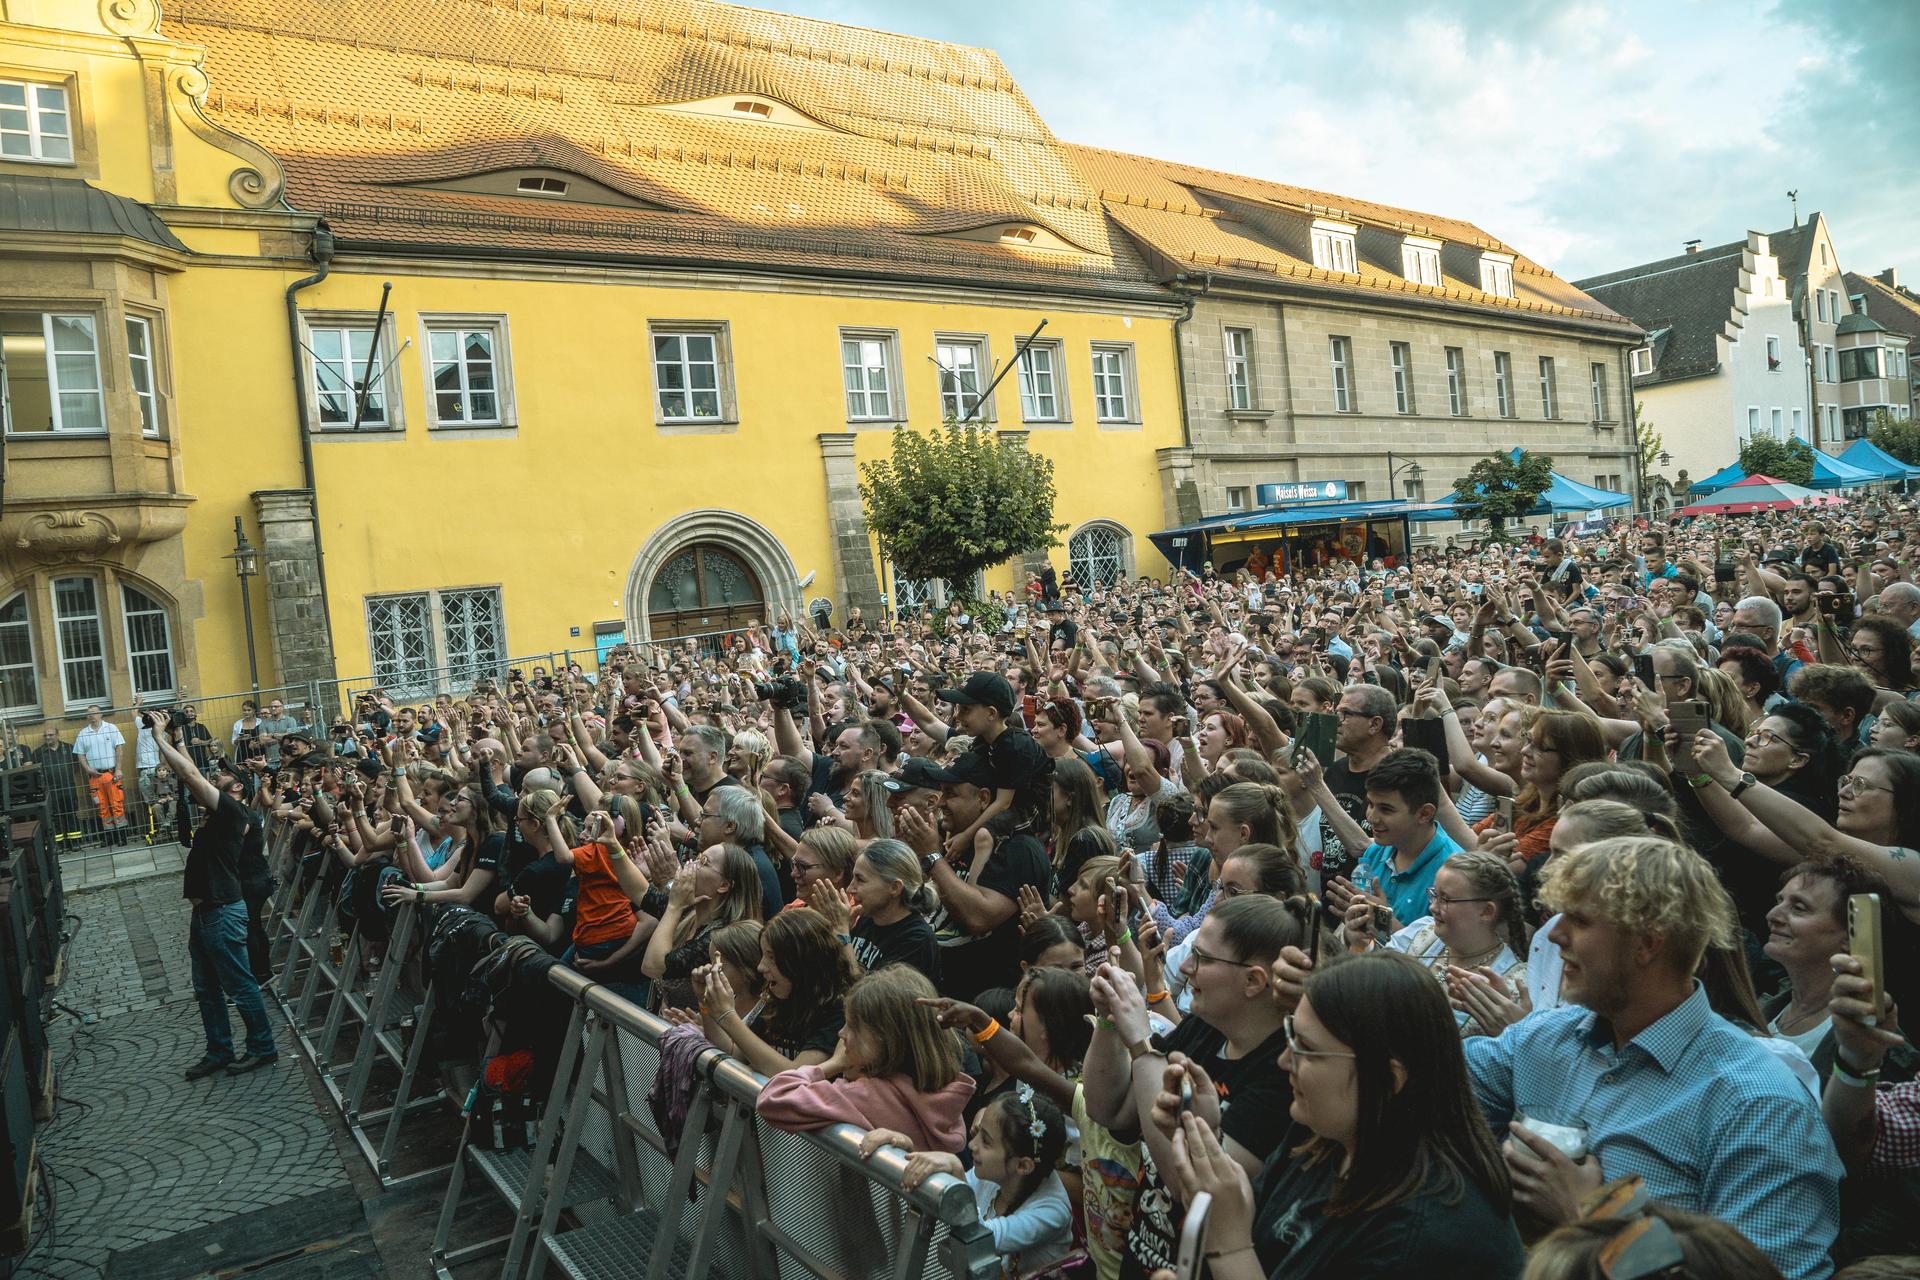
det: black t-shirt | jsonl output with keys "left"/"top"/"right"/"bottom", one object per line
{"left": 236, "top": 805, "right": 271, "bottom": 899}
{"left": 692, "top": 773, "right": 746, "bottom": 806}
{"left": 1056, "top": 827, "right": 1111, "bottom": 895}
{"left": 1316, "top": 756, "right": 1373, "bottom": 887}
{"left": 469, "top": 831, "right": 511, "bottom": 891}
{"left": 511, "top": 852, "right": 570, "bottom": 920}
{"left": 851, "top": 912, "right": 941, "bottom": 985}
{"left": 1250, "top": 1128, "right": 1525, "bottom": 1280}
{"left": 1121, "top": 1018, "right": 1295, "bottom": 1279}
{"left": 933, "top": 830, "right": 1050, "bottom": 1001}
{"left": 1802, "top": 542, "right": 1842, "bottom": 572}
{"left": 183, "top": 793, "right": 250, "bottom": 905}
{"left": 807, "top": 754, "right": 847, "bottom": 810}
{"left": 982, "top": 728, "right": 1052, "bottom": 826}
{"left": 749, "top": 998, "right": 845, "bottom": 1062}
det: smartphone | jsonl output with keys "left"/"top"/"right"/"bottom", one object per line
{"left": 1493, "top": 797, "right": 1514, "bottom": 833}
{"left": 1850, "top": 893, "right": 1886, "bottom": 1026}
{"left": 1633, "top": 653, "right": 1656, "bottom": 686}
{"left": 1426, "top": 655, "right": 1443, "bottom": 686}
{"left": 1292, "top": 712, "right": 1338, "bottom": 769}
{"left": 1401, "top": 716, "right": 1448, "bottom": 763}
{"left": 1174, "top": 1192, "right": 1212, "bottom": 1280}
{"left": 1714, "top": 561, "right": 1736, "bottom": 584}
{"left": 1394, "top": 587, "right": 1413, "bottom": 600}
{"left": 1834, "top": 597, "right": 1856, "bottom": 627}
{"left": 1667, "top": 698, "right": 1711, "bottom": 744}
{"left": 1547, "top": 630, "right": 1573, "bottom": 647}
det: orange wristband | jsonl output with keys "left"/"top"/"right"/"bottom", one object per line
{"left": 973, "top": 1017, "right": 1002, "bottom": 1045}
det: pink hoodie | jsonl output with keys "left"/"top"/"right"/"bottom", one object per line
{"left": 755, "top": 1066, "right": 975, "bottom": 1154}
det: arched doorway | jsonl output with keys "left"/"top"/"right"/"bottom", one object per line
{"left": 645, "top": 543, "right": 766, "bottom": 638}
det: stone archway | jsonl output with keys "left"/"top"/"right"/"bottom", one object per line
{"left": 624, "top": 509, "right": 802, "bottom": 643}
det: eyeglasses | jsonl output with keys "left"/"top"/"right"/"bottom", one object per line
{"left": 1282, "top": 1014, "right": 1356, "bottom": 1061}
{"left": 1838, "top": 774, "right": 1895, "bottom": 797}
{"left": 1745, "top": 727, "right": 1786, "bottom": 748}
{"left": 1333, "top": 707, "right": 1374, "bottom": 720}
{"left": 1187, "top": 945, "right": 1254, "bottom": 969}
{"left": 1428, "top": 888, "right": 1498, "bottom": 907}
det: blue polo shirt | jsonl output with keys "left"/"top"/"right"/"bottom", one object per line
{"left": 1355, "top": 826, "right": 1460, "bottom": 927}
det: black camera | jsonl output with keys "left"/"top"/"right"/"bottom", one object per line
{"left": 754, "top": 675, "right": 807, "bottom": 711}
{"left": 167, "top": 708, "right": 192, "bottom": 733}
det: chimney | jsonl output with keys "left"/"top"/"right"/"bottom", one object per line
{"left": 1880, "top": 267, "right": 1901, "bottom": 289}
{"left": 1684, "top": 239, "right": 1701, "bottom": 255}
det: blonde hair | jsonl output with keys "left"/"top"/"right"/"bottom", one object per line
{"left": 674, "top": 842, "right": 765, "bottom": 943}
{"left": 1538, "top": 837, "right": 1735, "bottom": 972}
{"left": 1694, "top": 666, "right": 1750, "bottom": 738}
{"left": 1210, "top": 782, "right": 1300, "bottom": 851}
{"left": 798, "top": 826, "right": 858, "bottom": 886}
{"left": 519, "top": 788, "right": 577, "bottom": 847}
{"left": 711, "top": 920, "right": 767, "bottom": 996}
{"left": 1439, "top": 850, "right": 1527, "bottom": 958}
{"left": 1074, "top": 854, "right": 1122, "bottom": 892}
{"left": 731, "top": 728, "right": 772, "bottom": 785}
{"left": 843, "top": 965, "right": 961, "bottom": 1093}
{"left": 1554, "top": 798, "right": 1681, "bottom": 845}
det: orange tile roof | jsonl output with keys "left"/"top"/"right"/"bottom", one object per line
{"left": 1069, "top": 144, "right": 1633, "bottom": 330}
{"left": 159, "top": 0, "right": 1163, "bottom": 296}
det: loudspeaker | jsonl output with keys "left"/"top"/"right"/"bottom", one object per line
{"left": 0, "top": 1031, "right": 34, "bottom": 1227}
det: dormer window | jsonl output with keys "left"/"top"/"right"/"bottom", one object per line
{"left": 1000, "top": 226, "right": 1038, "bottom": 244}
{"left": 1401, "top": 237, "right": 1442, "bottom": 287}
{"left": 0, "top": 80, "right": 73, "bottom": 163}
{"left": 1479, "top": 253, "right": 1516, "bottom": 299}
{"left": 516, "top": 175, "right": 568, "bottom": 195}
{"left": 732, "top": 100, "right": 772, "bottom": 117}
{"left": 1630, "top": 347, "right": 1653, "bottom": 376}
{"left": 1310, "top": 219, "right": 1358, "bottom": 274}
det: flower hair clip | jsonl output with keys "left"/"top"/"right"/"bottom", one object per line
{"left": 1014, "top": 1081, "right": 1046, "bottom": 1139}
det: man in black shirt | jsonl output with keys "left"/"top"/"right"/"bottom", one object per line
{"left": 145, "top": 710, "right": 277, "bottom": 1079}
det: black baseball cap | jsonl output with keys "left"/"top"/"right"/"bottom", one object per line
{"left": 893, "top": 756, "right": 947, "bottom": 792}
{"left": 935, "top": 672, "right": 1014, "bottom": 718}
{"left": 924, "top": 751, "right": 994, "bottom": 789}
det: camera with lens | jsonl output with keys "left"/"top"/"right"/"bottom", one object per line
{"left": 167, "top": 707, "right": 193, "bottom": 733}
{"left": 754, "top": 675, "right": 807, "bottom": 710}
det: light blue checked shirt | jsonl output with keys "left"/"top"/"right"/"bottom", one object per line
{"left": 1465, "top": 983, "right": 1843, "bottom": 1280}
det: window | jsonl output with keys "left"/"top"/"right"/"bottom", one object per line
{"left": 1494, "top": 352, "right": 1514, "bottom": 417}
{"left": 1766, "top": 335, "right": 1781, "bottom": 369}
{"left": 0, "top": 593, "right": 36, "bottom": 712}
{"left": 1390, "top": 342, "right": 1414, "bottom": 414}
{"left": 1445, "top": 347, "right": 1467, "bottom": 416}
{"left": 1830, "top": 290, "right": 1842, "bottom": 320}
{"left": 1826, "top": 405, "right": 1838, "bottom": 438}
{"left": 429, "top": 325, "right": 503, "bottom": 425}
{"left": 120, "top": 584, "right": 174, "bottom": 697}
{"left": 1747, "top": 407, "right": 1761, "bottom": 439}
{"left": 0, "top": 80, "right": 71, "bottom": 162}
{"left": 125, "top": 316, "right": 159, "bottom": 435}
{"left": 1538, "top": 356, "right": 1558, "bottom": 418}
{"left": 516, "top": 175, "right": 568, "bottom": 194}
{"left": 934, "top": 338, "right": 988, "bottom": 420}
{"left": 441, "top": 587, "right": 504, "bottom": 688}
{"left": 1480, "top": 254, "right": 1516, "bottom": 298}
{"left": 841, "top": 331, "right": 898, "bottom": 422}
{"left": 1225, "top": 327, "right": 1254, "bottom": 411}
{"left": 732, "top": 99, "right": 773, "bottom": 117}
{"left": 1590, "top": 362, "right": 1609, "bottom": 421}
{"left": 651, "top": 330, "right": 722, "bottom": 422}
{"left": 366, "top": 586, "right": 505, "bottom": 696}
{"left": 1, "top": 312, "right": 103, "bottom": 433}
{"left": 307, "top": 321, "right": 396, "bottom": 429}
{"left": 1068, "top": 524, "right": 1129, "bottom": 590}
{"left": 1402, "top": 238, "right": 1442, "bottom": 287}
{"left": 1347, "top": 481, "right": 1368, "bottom": 502}
{"left": 1310, "top": 221, "right": 1357, "bottom": 274}
{"left": 1816, "top": 291, "right": 1828, "bottom": 323}
{"left": 1629, "top": 346, "right": 1653, "bottom": 376}
{"left": 1840, "top": 348, "right": 1883, "bottom": 381}
{"left": 367, "top": 594, "right": 434, "bottom": 696}
{"left": 51, "top": 575, "right": 107, "bottom": 706}
{"left": 1091, "top": 343, "right": 1135, "bottom": 422}
{"left": 1015, "top": 340, "right": 1064, "bottom": 422}
{"left": 1792, "top": 408, "right": 1804, "bottom": 439}
{"left": 1225, "top": 486, "right": 1250, "bottom": 512}
{"left": 892, "top": 570, "right": 937, "bottom": 614}
{"left": 1770, "top": 408, "right": 1784, "bottom": 438}
{"left": 1330, "top": 336, "right": 1354, "bottom": 413}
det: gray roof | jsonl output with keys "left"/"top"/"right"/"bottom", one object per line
{"left": 0, "top": 174, "right": 187, "bottom": 252}
{"left": 1573, "top": 247, "right": 1740, "bottom": 385}
{"left": 1838, "top": 310, "right": 1888, "bottom": 335}
{"left": 1847, "top": 271, "right": 1920, "bottom": 343}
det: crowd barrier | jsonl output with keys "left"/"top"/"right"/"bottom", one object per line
{"left": 262, "top": 813, "right": 1003, "bottom": 1278}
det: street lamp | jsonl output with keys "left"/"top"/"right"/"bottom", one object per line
{"left": 1386, "top": 452, "right": 1426, "bottom": 499}
{"left": 226, "top": 515, "right": 260, "bottom": 696}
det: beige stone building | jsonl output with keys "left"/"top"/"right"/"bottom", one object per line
{"left": 1068, "top": 147, "right": 1644, "bottom": 529}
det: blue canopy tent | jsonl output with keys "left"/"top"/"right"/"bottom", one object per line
{"left": 1148, "top": 499, "right": 1456, "bottom": 575}
{"left": 1690, "top": 444, "right": 1884, "bottom": 495}
{"left": 1418, "top": 450, "right": 1631, "bottom": 520}
{"left": 1691, "top": 461, "right": 1746, "bottom": 494}
{"left": 1838, "top": 438, "right": 1920, "bottom": 484}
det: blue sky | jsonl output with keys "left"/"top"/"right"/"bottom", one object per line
{"left": 812, "top": 0, "right": 1918, "bottom": 284}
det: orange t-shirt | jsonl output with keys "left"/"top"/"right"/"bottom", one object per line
{"left": 1471, "top": 813, "right": 1556, "bottom": 864}
{"left": 570, "top": 843, "right": 638, "bottom": 946}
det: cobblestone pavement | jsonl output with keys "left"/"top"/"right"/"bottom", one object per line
{"left": 19, "top": 880, "right": 348, "bottom": 1279}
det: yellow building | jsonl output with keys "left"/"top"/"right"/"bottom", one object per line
{"left": 0, "top": 0, "right": 1182, "bottom": 717}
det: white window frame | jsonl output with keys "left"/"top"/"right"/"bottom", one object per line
{"left": 1014, "top": 338, "right": 1067, "bottom": 423}
{"left": 1630, "top": 346, "right": 1653, "bottom": 376}
{"left": 1445, "top": 347, "right": 1467, "bottom": 416}
{"left": 934, "top": 334, "right": 993, "bottom": 422}
{"left": 1390, "top": 341, "right": 1414, "bottom": 414}
{"left": 0, "top": 591, "right": 38, "bottom": 713}
{"left": 1330, "top": 336, "right": 1354, "bottom": 413}
{"left": 3, "top": 312, "right": 105, "bottom": 434}
{"left": 1090, "top": 342, "right": 1138, "bottom": 425}
{"left": 1538, "top": 356, "right": 1558, "bottom": 419}
{"left": 1067, "top": 522, "right": 1132, "bottom": 591}
{"left": 1224, "top": 327, "right": 1254, "bottom": 411}
{"left": 1816, "top": 290, "right": 1828, "bottom": 323}
{"left": 440, "top": 586, "right": 505, "bottom": 688}
{"left": 1792, "top": 407, "right": 1804, "bottom": 439}
{"left": 302, "top": 311, "right": 402, "bottom": 432}
{"left": 1225, "top": 486, "right": 1250, "bottom": 513}
{"left": 1826, "top": 405, "right": 1838, "bottom": 437}
{"left": 120, "top": 583, "right": 175, "bottom": 698}
{"left": 1770, "top": 407, "right": 1784, "bottom": 438}
{"left": 840, "top": 328, "right": 902, "bottom": 424}
{"left": 51, "top": 574, "right": 108, "bottom": 709}
{"left": 1309, "top": 220, "right": 1358, "bottom": 274}
{"left": 422, "top": 314, "right": 516, "bottom": 430}
{"left": 365, "top": 586, "right": 506, "bottom": 697}
{"left": 1494, "top": 351, "right": 1515, "bottom": 418}
{"left": 1766, "top": 335, "right": 1781, "bottom": 368}
{"left": 1746, "top": 406, "right": 1760, "bottom": 439}
{"left": 647, "top": 322, "right": 734, "bottom": 427}
{"left": 0, "top": 79, "right": 73, "bottom": 163}
{"left": 1480, "top": 254, "right": 1516, "bottom": 298}
{"left": 125, "top": 315, "right": 160, "bottom": 436}
{"left": 1402, "top": 238, "right": 1442, "bottom": 287}
{"left": 1590, "top": 361, "right": 1608, "bottom": 421}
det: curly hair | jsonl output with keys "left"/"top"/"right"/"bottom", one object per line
{"left": 1538, "top": 837, "right": 1735, "bottom": 972}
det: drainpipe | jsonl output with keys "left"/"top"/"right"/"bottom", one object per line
{"left": 283, "top": 220, "right": 338, "bottom": 659}
{"left": 1169, "top": 271, "right": 1212, "bottom": 449}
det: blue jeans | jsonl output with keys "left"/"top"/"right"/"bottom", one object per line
{"left": 189, "top": 901, "right": 276, "bottom": 1060}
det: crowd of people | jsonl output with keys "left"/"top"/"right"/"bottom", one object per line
{"left": 158, "top": 501, "right": 1920, "bottom": 1279}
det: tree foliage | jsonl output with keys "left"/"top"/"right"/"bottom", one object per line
{"left": 1868, "top": 409, "right": 1920, "bottom": 465}
{"left": 1451, "top": 450, "right": 1555, "bottom": 537}
{"left": 1737, "top": 435, "right": 1814, "bottom": 487}
{"left": 1635, "top": 402, "right": 1665, "bottom": 478}
{"left": 859, "top": 420, "right": 1062, "bottom": 588}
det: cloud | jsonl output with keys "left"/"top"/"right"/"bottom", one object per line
{"left": 808, "top": 0, "right": 1919, "bottom": 281}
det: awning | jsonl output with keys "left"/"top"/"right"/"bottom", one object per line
{"left": 1678, "top": 473, "right": 1845, "bottom": 515}
{"left": 1691, "top": 461, "right": 1747, "bottom": 493}
{"left": 1838, "top": 438, "right": 1920, "bottom": 482}
{"left": 1436, "top": 450, "right": 1631, "bottom": 516}
{"left": 1147, "top": 499, "right": 1453, "bottom": 568}
{"left": 1805, "top": 446, "right": 1882, "bottom": 489}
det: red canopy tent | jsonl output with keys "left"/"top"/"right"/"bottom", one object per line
{"left": 1678, "top": 473, "right": 1845, "bottom": 516}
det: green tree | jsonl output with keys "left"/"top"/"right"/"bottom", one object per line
{"left": 1451, "top": 449, "right": 1555, "bottom": 538}
{"left": 1737, "top": 435, "right": 1814, "bottom": 486}
{"left": 1868, "top": 409, "right": 1920, "bottom": 465}
{"left": 1635, "top": 402, "right": 1665, "bottom": 478}
{"left": 859, "top": 420, "right": 1062, "bottom": 597}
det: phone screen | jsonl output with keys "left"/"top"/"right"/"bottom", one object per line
{"left": 1633, "top": 653, "right": 1656, "bottom": 686}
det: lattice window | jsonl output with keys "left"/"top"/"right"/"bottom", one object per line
{"left": 367, "top": 594, "right": 433, "bottom": 697}
{"left": 893, "top": 573, "right": 936, "bottom": 613}
{"left": 442, "top": 588, "right": 503, "bottom": 689}
{"left": 1068, "top": 525, "right": 1128, "bottom": 590}
{"left": 0, "top": 592, "right": 36, "bottom": 711}
{"left": 52, "top": 576, "right": 107, "bottom": 705}
{"left": 120, "top": 584, "right": 174, "bottom": 697}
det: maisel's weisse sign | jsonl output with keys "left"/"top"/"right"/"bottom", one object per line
{"left": 1255, "top": 481, "right": 1348, "bottom": 506}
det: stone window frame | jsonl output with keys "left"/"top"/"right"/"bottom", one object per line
{"left": 299, "top": 308, "right": 405, "bottom": 437}
{"left": 932, "top": 331, "right": 995, "bottom": 423}
{"left": 839, "top": 327, "right": 905, "bottom": 427}
{"left": 1224, "top": 325, "right": 1258, "bottom": 413}
{"left": 646, "top": 319, "right": 738, "bottom": 434}
{"left": 0, "top": 72, "right": 80, "bottom": 168}
{"left": 1012, "top": 335, "right": 1069, "bottom": 426}
{"left": 0, "top": 308, "right": 108, "bottom": 435}
{"left": 1445, "top": 346, "right": 1469, "bottom": 417}
{"left": 1389, "top": 341, "right": 1415, "bottom": 415}
{"left": 1090, "top": 341, "right": 1140, "bottom": 427}
{"left": 418, "top": 312, "right": 518, "bottom": 436}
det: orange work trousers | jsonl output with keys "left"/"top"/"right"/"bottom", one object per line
{"left": 89, "top": 771, "right": 125, "bottom": 826}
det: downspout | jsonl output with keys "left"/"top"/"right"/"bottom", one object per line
{"left": 1169, "top": 271, "right": 1212, "bottom": 449}
{"left": 283, "top": 220, "right": 338, "bottom": 661}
